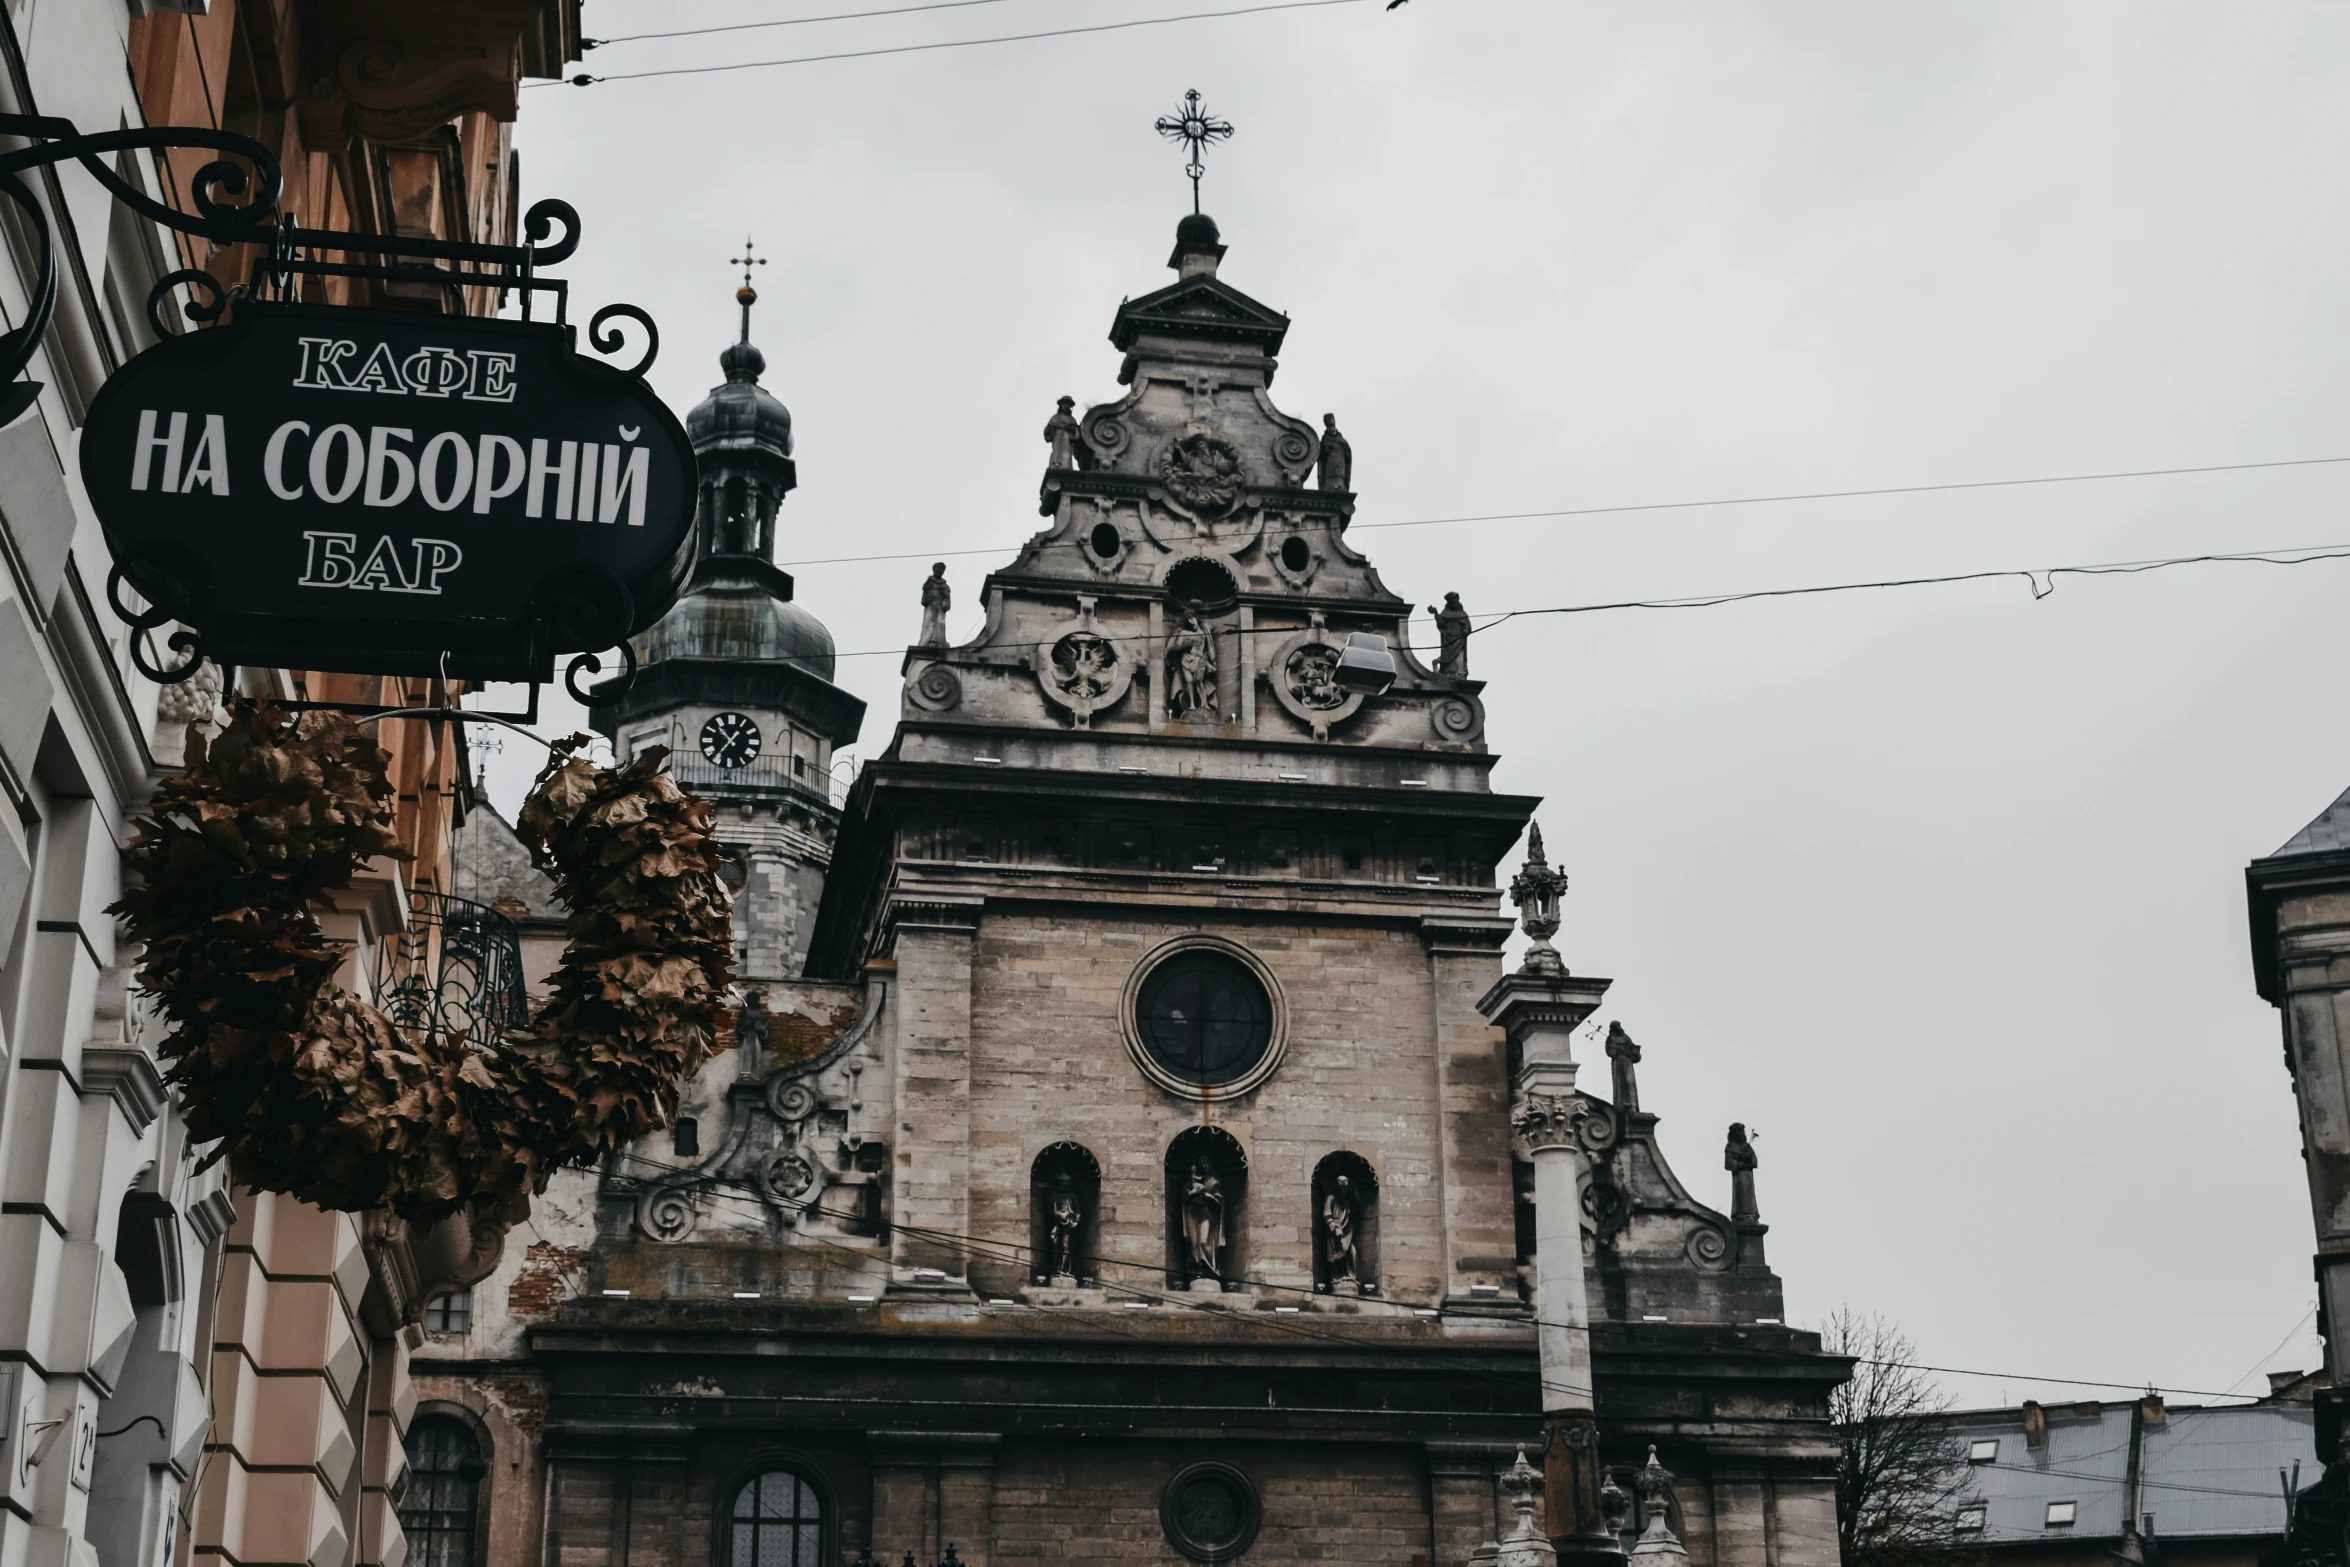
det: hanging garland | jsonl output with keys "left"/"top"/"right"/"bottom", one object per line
{"left": 112, "top": 700, "right": 732, "bottom": 1223}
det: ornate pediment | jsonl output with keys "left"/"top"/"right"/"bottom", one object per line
{"left": 1110, "top": 274, "right": 1291, "bottom": 358}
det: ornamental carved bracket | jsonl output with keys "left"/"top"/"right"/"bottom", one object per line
{"left": 630, "top": 979, "right": 889, "bottom": 1243}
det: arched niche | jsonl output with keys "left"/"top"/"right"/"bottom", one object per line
{"left": 1030, "top": 1142, "right": 1102, "bottom": 1286}
{"left": 1311, "top": 1151, "right": 1380, "bottom": 1296}
{"left": 1166, "top": 1125, "right": 1247, "bottom": 1291}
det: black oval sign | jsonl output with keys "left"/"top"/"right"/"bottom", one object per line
{"left": 81, "top": 300, "right": 696, "bottom": 682}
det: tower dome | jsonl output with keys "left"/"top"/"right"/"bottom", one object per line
{"left": 687, "top": 290, "right": 794, "bottom": 467}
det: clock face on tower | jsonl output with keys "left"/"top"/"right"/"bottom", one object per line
{"left": 699, "top": 711, "right": 762, "bottom": 769}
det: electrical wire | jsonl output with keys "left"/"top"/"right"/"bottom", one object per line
{"left": 595, "top": 1150, "right": 2281, "bottom": 1406}
{"left": 810, "top": 539, "right": 2350, "bottom": 661}
{"left": 547, "top": 0, "right": 1365, "bottom": 85}
{"left": 778, "top": 453, "right": 2350, "bottom": 570}
{"left": 589, "top": 0, "right": 1029, "bottom": 48}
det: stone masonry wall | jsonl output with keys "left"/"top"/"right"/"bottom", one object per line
{"left": 963, "top": 910, "right": 1496, "bottom": 1302}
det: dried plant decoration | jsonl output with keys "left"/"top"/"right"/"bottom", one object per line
{"left": 113, "top": 701, "right": 732, "bottom": 1221}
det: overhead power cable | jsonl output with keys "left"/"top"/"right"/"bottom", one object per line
{"left": 587, "top": 0, "right": 1028, "bottom": 49}
{"left": 780, "top": 452, "right": 2350, "bottom": 570}
{"left": 598, "top": 1151, "right": 2277, "bottom": 1407}
{"left": 550, "top": 0, "right": 1366, "bottom": 85}
{"left": 812, "top": 539, "right": 2350, "bottom": 661}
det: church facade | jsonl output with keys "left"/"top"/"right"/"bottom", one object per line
{"left": 411, "top": 211, "right": 1846, "bottom": 1567}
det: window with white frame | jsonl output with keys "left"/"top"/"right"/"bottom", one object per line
{"left": 423, "top": 1289, "right": 472, "bottom": 1335}
{"left": 2045, "top": 1501, "right": 2077, "bottom": 1528}
{"left": 1967, "top": 1438, "right": 1998, "bottom": 1463}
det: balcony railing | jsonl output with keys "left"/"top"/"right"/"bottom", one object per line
{"left": 373, "top": 889, "right": 529, "bottom": 1043}
{"left": 665, "top": 755, "right": 843, "bottom": 808}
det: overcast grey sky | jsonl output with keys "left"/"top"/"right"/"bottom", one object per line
{"left": 484, "top": 0, "right": 2350, "bottom": 1408}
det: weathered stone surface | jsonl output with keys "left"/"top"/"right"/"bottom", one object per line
{"left": 419, "top": 214, "right": 1844, "bottom": 1567}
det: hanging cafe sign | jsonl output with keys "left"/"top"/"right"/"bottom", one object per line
{"left": 0, "top": 113, "right": 694, "bottom": 702}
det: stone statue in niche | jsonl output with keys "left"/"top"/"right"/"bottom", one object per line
{"left": 1045, "top": 1172, "right": 1084, "bottom": 1280}
{"left": 1168, "top": 613, "right": 1218, "bottom": 719}
{"left": 736, "top": 989, "right": 770, "bottom": 1080}
{"left": 1044, "top": 395, "right": 1083, "bottom": 469}
{"left": 918, "top": 563, "right": 951, "bottom": 647}
{"left": 1429, "top": 591, "right": 1471, "bottom": 676}
{"left": 1180, "top": 1159, "right": 1226, "bottom": 1282}
{"left": 1316, "top": 413, "right": 1352, "bottom": 493}
{"left": 1725, "top": 1122, "right": 1759, "bottom": 1223}
{"left": 1321, "top": 1175, "right": 1358, "bottom": 1289}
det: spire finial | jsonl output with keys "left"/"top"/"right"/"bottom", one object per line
{"left": 1154, "top": 89, "right": 1234, "bottom": 215}
{"left": 728, "top": 236, "right": 766, "bottom": 343}
{"left": 1508, "top": 821, "right": 1570, "bottom": 977}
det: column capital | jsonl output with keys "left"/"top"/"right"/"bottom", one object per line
{"left": 1513, "top": 1092, "right": 1617, "bottom": 1158}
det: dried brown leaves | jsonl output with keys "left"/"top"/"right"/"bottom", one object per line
{"left": 112, "top": 703, "right": 731, "bottom": 1222}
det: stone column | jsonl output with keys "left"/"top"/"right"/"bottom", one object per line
{"left": 1478, "top": 823, "right": 1623, "bottom": 1567}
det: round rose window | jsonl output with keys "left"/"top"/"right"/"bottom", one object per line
{"left": 1134, "top": 949, "right": 1273, "bottom": 1087}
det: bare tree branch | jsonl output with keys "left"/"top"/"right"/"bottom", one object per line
{"left": 1825, "top": 1308, "right": 1978, "bottom": 1567}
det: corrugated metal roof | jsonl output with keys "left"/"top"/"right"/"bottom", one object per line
{"left": 1949, "top": 1404, "right": 2313, "bottom": 1545}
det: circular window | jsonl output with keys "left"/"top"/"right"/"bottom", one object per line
{"left": 1279, "top": 537, "right": 1310, "bottom": 573}
{"left": 1089, "top": 521, "right": 1122, "bottom": 558}
{"left": 1161, "top": 1462, "right": 1261, "bottom": 1563}
{"left": 1122, "top": 937, "right": 1286, "bottom": 1100}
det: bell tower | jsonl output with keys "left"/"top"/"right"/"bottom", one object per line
{"left": 592, "top": 245, "right": 865, "bottom": 981}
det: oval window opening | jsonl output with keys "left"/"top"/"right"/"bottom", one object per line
{"left": 1280, "top": 537, "right": 1310, "bottom": 573}
{"left": 1165, "top": 557, "right": 1238, "bottom": 612}
{"left": 1090, "top": 521, "right": 1122, "bottom": 558}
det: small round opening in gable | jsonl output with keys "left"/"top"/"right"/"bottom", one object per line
{"left": 1165, "top": 557, "right": 1238, "bottom": 612}
{"left": 1279, "top": 537, "right": 1310, "bottom": 573}
{"left": 1089, "top": 521, "right": 1122, "bottom": 559}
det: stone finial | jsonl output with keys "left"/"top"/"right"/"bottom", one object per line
{"left": 1627, "top": 1448, "right": 1689, "bottom": 1566}
{"left": 1494, "top": 1448, "right": 1558, "bottom": 1567}
{"left": 1509, "top": 823, "right": 1569, "bottom": 977}
{"left": 1600, "top": 1468, "right": 1631, "bottom": 1537}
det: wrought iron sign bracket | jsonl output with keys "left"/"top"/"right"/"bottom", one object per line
{"left": 11, "top": 113, "right": 681, "bottom": 709}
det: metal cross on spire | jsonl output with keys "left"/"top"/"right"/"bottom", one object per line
{"left": 729, "top": 236, "right": 766, "bottom": 341}
{"left": 1154, "top": 89, "right": 1234, "bottom": 215}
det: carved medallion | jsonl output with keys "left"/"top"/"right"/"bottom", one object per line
{"left": 1030, "top": 604, "right": 1135, "bottom": 730}
{"left": 1284, "top": 645, "right": 1347, "bottom": 712}
{"left": 1156, "top": 434, "right": 1246, "bottom": 517}
{"left": 1264, "top": 621, "right": 1371, "bottom": 740}
{"left": 1053, "top": 632, "right": 1118, "bottom": 701}
{"left": 760, "top": 1151, "right": 816, "bottom": 1204}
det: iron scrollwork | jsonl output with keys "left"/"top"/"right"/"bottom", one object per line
{"left": 371, "top": 888, "right": 530, "bottom": 1044}
{"left": 6, "top": 113, "right": 667, "bottom": 698}
{"left": 0, "top": 113, "right": 648, "bottom": 389}
{"left": 536, "top": 568, "right": 641, "bottom": 708}
{"left": 105, "top": 559, "right": 229, "bottom": 689}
